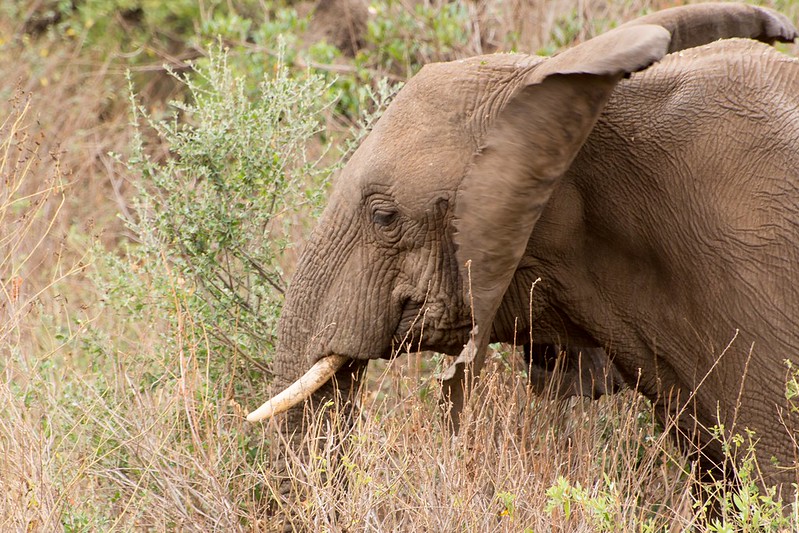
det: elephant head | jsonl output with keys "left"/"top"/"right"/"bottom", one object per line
{"left": 249, "top": 2, "right": 799, "bottom": 511}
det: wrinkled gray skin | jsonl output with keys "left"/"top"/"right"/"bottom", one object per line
{"left": 264, "top": 2, "right": 799, "bottom": 518}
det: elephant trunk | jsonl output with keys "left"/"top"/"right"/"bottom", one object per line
{"left": 263, "top": 345, "right": 364, "bottom": 528}
{"left": 254, "top": 245, "right": 367, "bottom": 527}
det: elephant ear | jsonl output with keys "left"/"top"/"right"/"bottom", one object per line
{"left": 618, "top": 3, "right": 798, "bottom": 52}
{"left": 450, "top": 6, "right": 798, "bottom": 367}
{"left": 443, "top": 3, "right": 797, "bottom": 429}
{"left": 449, "top": 24, "right": 669, "bottom": 380}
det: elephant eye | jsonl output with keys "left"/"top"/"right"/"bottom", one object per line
{"left": 372, "top": 208, "right": 398, "bottom": 227}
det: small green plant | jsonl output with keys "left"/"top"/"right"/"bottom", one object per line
{"left": 496, "top": 490, "right": 516, "bottom": 519}
{"left": 98, "top": 35, "right": 398, "bottom": 398}
{"left": 698, "top": 425, "right": 794, "bottom": 532}
{"left": 545, "top": 475, "right": 619, "bottom": 530}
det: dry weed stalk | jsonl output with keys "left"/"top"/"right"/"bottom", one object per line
{"left": 0, "top": 90, "right": 70, "bottom": 531}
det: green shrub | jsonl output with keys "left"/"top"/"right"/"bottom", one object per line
{"left": 21, "top": 0, "right": 261, "bottom": 55}
{"left": 100, "top": 44, "right": 333, "bottom": 381}
{"left": 365, "top": 0, "right": 471, "bottom": 77}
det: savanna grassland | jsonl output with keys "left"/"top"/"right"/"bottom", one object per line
{"left": 3, "top": 1, "right": 799, "bottom": 531}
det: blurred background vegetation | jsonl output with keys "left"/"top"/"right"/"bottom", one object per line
{"left": 2, "top": 0, "right": 799, "bottom": 530}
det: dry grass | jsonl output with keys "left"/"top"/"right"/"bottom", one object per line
{"left": 1, "top": 90, "right": 73, "bottom": 530}
{"left": 270, "top": 356, "right": 698, "bottom": 531}
{"left": 3, "top": 0, "right": 799, "bottom": 530}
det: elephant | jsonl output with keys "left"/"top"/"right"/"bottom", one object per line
{"left": 247, "top": 1, "right": 799, "bottom": 519}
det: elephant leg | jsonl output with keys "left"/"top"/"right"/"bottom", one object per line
{"left": 440, "top": 356, "right": 482, "bottom": 435}
{"left": 524, "top": 343, "right": 623, "bottom": 400}
{"left": 440, "top": 360, "right": 468, "bottom": 434}
{"left": 653, "top": 405, "right": 735, "bottom": 522}
{"left": 440, "top": 334, "right": 488, "bottom": 434}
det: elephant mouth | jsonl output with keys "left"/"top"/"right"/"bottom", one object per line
{"left": 246, "top": 326, "right": 467, "bottom": 424}
{"left": 390, "top": 299, "right": 470, "bottom": 357}
{"left": 247, "top": 299, "right": 468, "bottom": 423}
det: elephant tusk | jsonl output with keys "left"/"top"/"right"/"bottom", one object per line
{"left": 246, "top": 354, "right": 349, "bottom": 422}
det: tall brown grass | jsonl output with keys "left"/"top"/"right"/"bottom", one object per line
{"left": 269, "top": 356, "right": 698, "bottom": 531}
{"left": 1, "top": 90, "right": 72, "bottom": 530}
